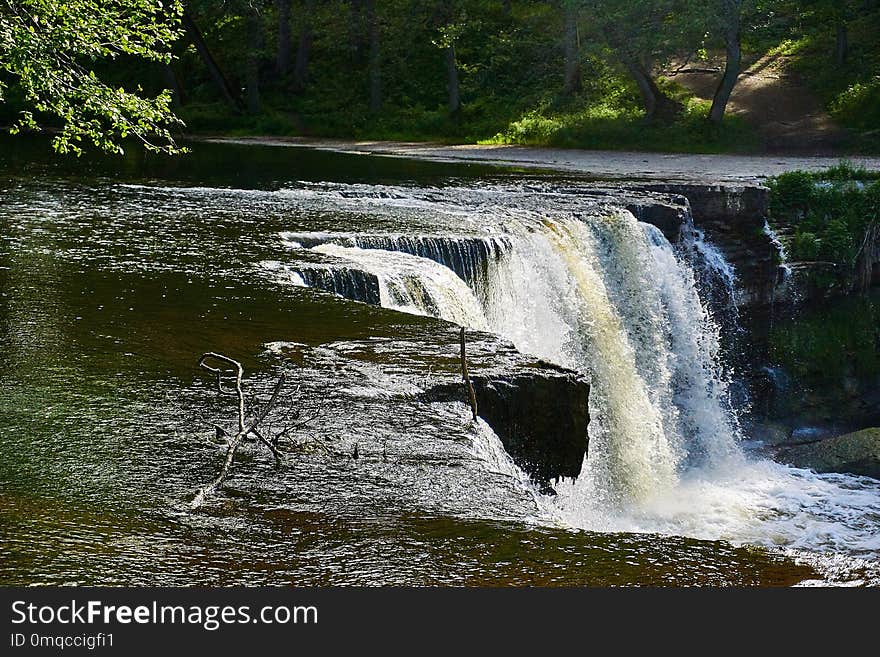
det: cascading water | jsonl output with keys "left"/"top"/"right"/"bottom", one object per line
{"left": 310, "top": 243, "right": 489, "bottom": 330}
{"left": 271, "top": 183, "right": 880, "bottom": 580}
{"left": 281, "top": 231, "right": 509, "bottom": 300}
{"left": 763, "top": 219, "right": 799, "bottom": 306}
{"left": 477, "top": 209, "right": 743, "bottom": 515}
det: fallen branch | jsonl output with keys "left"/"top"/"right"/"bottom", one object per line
{"left": 191, "top": 352, "right": 288, "bottom": 509}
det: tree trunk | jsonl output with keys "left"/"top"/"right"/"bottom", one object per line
{"left": 855, "top": 222, "right": 879, "bottom": 293}
{"left": 276, "top": 0, "right": 292, "bottom": 75}
{"left": 246, "top": 8, "right": 264, "bottom": 114}
{"left": 349, "top": 0, "right": 366, "bottom": 65}
{"left": 163, "top": 64, "right": 184, "bottom": 110}
{"left": 181, "top": 10, "right": 243, "bottom": 111}
{"left": 622, "top": 57, "right": 680, "bottom": 122}
{"left": 835, "top": 22, "right": 849, "bottom": 66}
{"left": 366, "top": 0, "right": 382, "bottom": 113}
{"left": 623, "top": 59, "right": 657, "bottom": 118}
{"left": 708, "top": 0, "right": 742, "bottom": 124}
{"left": 293, "top": 0, "right": 315, "bottom": 92}
{"left": 563, "top": 4, "right": 582, "bottom": 95}
{"left": 445, "top": 44, "right": 460, "bottom": 113}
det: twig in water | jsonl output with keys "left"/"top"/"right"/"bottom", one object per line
{"left": 191, "top": 352, "right": 288, "bottom": 509}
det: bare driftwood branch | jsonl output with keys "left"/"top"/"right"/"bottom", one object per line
{"left": 250, "top": 427, "right": 285, "bottom": 465}
{"left": 198, "top": 352, "right": 245, "bottom": 433}
{"left": 459, "top": 327, "right": 478, "bottom": 421}
{"left": 191, "top": 352, "right": 288, "bottom": 509}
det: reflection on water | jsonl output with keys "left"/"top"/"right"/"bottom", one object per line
{"left": 1, "top": 492, "right": 810, "bottom": 586}
{"left": 0, "top": 136, "right": 836, "bottom": 586}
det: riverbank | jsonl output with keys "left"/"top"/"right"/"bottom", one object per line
{"left": 197, "top": 136, "right": 880, "bottom": 183}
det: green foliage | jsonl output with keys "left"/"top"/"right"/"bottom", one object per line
{"left": 769, "top": 290, "right": 880, "bottom": 381}
{"left": 0, "top": 0, "right": 186, "bottom": 155}
{"left": 767, "top": 170, "right": 816, "bottom": 219}
{"left": 5, "top": 0, "right": 875, "bottom": 155}
{"left": 157, "top": 0, "right": 770, "bottom": 151}
{"left": 830, "top": 77, "right": 880, "bottom": 145}
{"left": 791, "top": 230, "right": 821, "bottom": 260}
{"left": 768, "top": 165, "right": 880, "bottom": 287}
{"left": 483, "top": 97, "right": 759, "bottom": 153}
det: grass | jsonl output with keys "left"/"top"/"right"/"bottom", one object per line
{"left": 178, "top": 86, "right": 761, "bottom": 155}
{"left": 480, "top": 98, "right": 759, "bottom": 154}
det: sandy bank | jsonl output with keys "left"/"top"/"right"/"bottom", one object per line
{"left": 198, "top": 136, "right": 880, "bottom": 183}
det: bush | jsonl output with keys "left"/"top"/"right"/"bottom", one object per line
{"left": 791, "top": 231, "right": 821, "bottom": 260}
{"left": 767, "top": 170, "right": 816, "bottom": 221}
{"left": 822, "top": 219, "right": 856, "bottom": 263}
{"left": 768, "top": 165, "right": 880, "bottom": 287}
{"left": 830, "top": 79, "right": 880, "bottom": 134}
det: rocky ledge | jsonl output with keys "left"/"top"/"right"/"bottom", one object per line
{"left": 629, "top": 182, "right": 780, "bottom": 306}
{"left": 271, "top": 324, "right": 590, "bottom": 492}
{"left": 421, "top": 344, "right": 590, "bottom": 488}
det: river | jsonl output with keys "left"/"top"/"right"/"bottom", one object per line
{"left": 2, "top": 137, "right": 878, "bottom": 586}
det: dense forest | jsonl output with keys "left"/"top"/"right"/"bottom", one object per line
{"left": 1, "top": 1, "right": 879, "bottom": 153}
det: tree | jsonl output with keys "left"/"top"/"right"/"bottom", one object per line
{"left": 708, "top": 0, "right": 743, "bottom": 124}
{"left": 0, "top": 0, "right": 186, "bottom": 154}
{"left": 245, "top": 2, "right": 265, "bottom": 114}
{"left": 433, "top": 0, "right": 462, "bottom": 114}
{"left": 276, "top": 0, "right": 292, "bottom": 75}
{"left": 591, "top": 0, "right": 684, "bottom": 121}
{"left": 293, "top": 0, "right": 315, "bottom": 92}
{"left": 562, "top": 0, "right": 582, "bottom": 95}
{"left": 181, "top": 7, "right": 244, "bottom": 112}
{"left": 366, "top": 0, "right": 381, "bottom": 112}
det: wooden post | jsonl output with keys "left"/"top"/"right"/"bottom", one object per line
{"left": 459, "top": 327, "right": 478, "bottom": 421}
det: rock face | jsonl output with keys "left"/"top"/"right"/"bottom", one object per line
{"left": 776, "top": 427, "right": 880, "bottom": 479}
{"left": 471, "top": 372, "right": 590, "bottom": 487}
{"left": 423, "top": 359, "right": 590, "bottom": 489}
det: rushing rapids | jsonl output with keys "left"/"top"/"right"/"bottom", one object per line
{"left": 271, "top": 181, "right": 880, "bottom": 581}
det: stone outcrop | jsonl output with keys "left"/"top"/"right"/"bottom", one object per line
{"left": 776, "top": 427, "right": 880, "bottom": 479}
{"left": 422, "top": 357, "right": 590, "bottom": 489}
{"left": 274, "top": 326, "right": 592, "bottom": 491}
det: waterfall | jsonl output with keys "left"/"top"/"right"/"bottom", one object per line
{"left": 763, "top": 219, "right": 798, "bottom": 305}
{"left": 281, "top": 232, "right": 509, "bottom": 302}
{"left": 270, "top": 185, "right": 880, "bottom": 571}
{"left": 478, "top": 209, "right": 742, "bottom": 512}
{"left": 680, "top": 223, "right": 739, "bottom": 320}
{"left": 287, "top": 207, "right": 743, "bottom": 510}
{"left": 470, "top": 416, "right": 552, "bottom": 520}
{"left": 259, "top": 259, "right": 382, "bottom": 305}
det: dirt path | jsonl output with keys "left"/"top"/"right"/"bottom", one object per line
{"left": 203, "top": 136, "right": 880, "bottom": 183}
{"left": 671, "top": 53, "right": 845, "bottom": 153}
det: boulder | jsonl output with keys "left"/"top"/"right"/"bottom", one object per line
{"left": 423, "top": 362, "right": 590, "bottom": 489}
{"left": 776, "top": 427, "right": 880, "bottom": 479}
